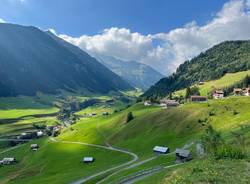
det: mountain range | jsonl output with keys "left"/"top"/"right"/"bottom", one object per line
{"left": 97, "top": 55, "right": 164, "bottom": 90}
{"left": 0, "top": 23, "right": 132, "bottom": 97}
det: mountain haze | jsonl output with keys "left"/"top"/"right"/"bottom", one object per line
{"left": 98, "top": 56, "right": 164, "bottom": 90}
{"left": 0, "top": 23, "right": 132, "bottom": 97}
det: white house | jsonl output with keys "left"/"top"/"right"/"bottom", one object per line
{"left": 37, "top": 131, "right": 43, "bottom": 137}
{"left": 153, "top": 146, "right": 169, "bottom": 154}
{"left": 213, "top": 90, "right": 224, "bottom": 99}
{"left": 244, "top": 88, "right": 250, "bottom": 96}
{"left": 144, "top": 100, "right": 152, "bottom": 106}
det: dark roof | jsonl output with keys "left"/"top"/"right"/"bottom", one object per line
{"left": 175, "top": 148, "right": 190, "bottom": 158}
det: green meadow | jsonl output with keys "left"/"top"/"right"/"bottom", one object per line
{"left": 174, "top": 70, "right": 250, "bottom": 97}
{"left": 0, "top": 94, "right": 250, "bottom": 183}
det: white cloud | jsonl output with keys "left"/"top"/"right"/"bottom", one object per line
{"left": 0, "top": 18, "right": 6, "bottom": 23}
{"left": 59, "top": 0, "right": 250, "bottom": 75}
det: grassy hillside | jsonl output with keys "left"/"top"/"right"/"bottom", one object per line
{"left": 1, "top": 95, "right": 249, "bottom": 183}
{"left": 174, "top": 70, "right": 250, "bottom": 97}
{"left": 144, "top": 40, "right": 250, "bottom": 98}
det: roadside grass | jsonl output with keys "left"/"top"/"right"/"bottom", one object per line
{"left": 174, "top": 70, "right": 250, "bottom": 96}
{"left": 100, "top": 154, "right": 176, "bottom": 184}
{"left": 159, "top": 158, "right": 250, "bottom": 184}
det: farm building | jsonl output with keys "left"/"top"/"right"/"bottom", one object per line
{"left": 175, "top": 148, "right": 191, "bottom": 163}
{"left": 213, "top": 90, "right": 224, "bottom": 99}
{"left": 160, "top": 99, "right": 179, "bottom": 108}
{"left": 153, "top": 146, "right": 169, "bottom": 154}
{"left": 83, "top": 157, "right": 94, "bottom": 163}
{"left": 233, "top": 88, "right": 242, "bottom": 95}
{"left": 144, "top": 100, "right": 152, "bottom": 106}
{"left": 30, "top": 144, "right": 39, "bottom": 151}
{"left": 190, "top": 96, "right": 207, "bottom": 102}
{"left": 0, "top": 157, "right": 16, "bottom": 165}
{"left": 37, "top": 131, "right": 43, "bottom": 137}
{"left": 244, "top": 88, "right": 250, "bottom": 96}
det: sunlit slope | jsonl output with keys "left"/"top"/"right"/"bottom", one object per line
{"left": 1, "top": 96, "right": 250, "bottom": 184}
{"left": 61, "top": 96, "right": 250, "bottom": 157}
{"left": 174, "top": 70, "right": 250, "bottom": 96}
{"left": 0, "top": 139, "right": 131, "bottom": 184}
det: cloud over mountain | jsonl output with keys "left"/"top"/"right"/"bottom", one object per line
{"left": 60, "top": 0, "right": 250, "bottom": 75}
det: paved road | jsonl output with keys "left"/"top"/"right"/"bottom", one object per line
{"left": 49, "top": 137, "right": 139, "bottom": 184}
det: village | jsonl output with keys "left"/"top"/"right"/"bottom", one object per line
{"left": 144, "top": 86, "right": 250, "bottom": 108}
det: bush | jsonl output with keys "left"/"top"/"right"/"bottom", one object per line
{"left": 209, "top": 111, "right": 216, "bottom": 116}
{"left": 233, "top": 110, "right": 239, "bottom": 115}
{"left": 214, "top": 145, "right": 245, "bottom": 160}
{"left": 33, "top": 122, "right": 46, "bottom": 129}
{"left": 126, "top": 112, "right": 134, "bottom": 123}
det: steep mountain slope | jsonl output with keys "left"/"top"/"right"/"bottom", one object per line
{"left": 97, "top": 56, "right": 164, "bottom": 90}
{"left": 0, "top": 23, "right": 132, "bottom": 97}
{"left": 143, "top": 40, "right": 250, "bottom": 98}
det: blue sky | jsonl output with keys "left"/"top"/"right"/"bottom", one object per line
{"left": 1, "top": 0, "right": 250, "bottom": 75}
{"left": 0, "top": 0, "right": 228, "bottom": 36}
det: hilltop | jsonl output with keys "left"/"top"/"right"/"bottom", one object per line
{"left": 0, "top": 23, "right": 132, "bottom": 97}
{"left": 143, "top": 40, "right": 250, "bottom": 98}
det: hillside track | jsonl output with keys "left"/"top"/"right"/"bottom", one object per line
{"left": 49, "top": 137, "right": 138, "bottom": 184}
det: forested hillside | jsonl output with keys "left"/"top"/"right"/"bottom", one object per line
{"left": 143, "top": 41, "right": 250, "bottom": 98}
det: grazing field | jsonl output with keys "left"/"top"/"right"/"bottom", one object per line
{"left": 174, "top": 70, "right": 250, "bottom": 97}
{"left": 0, "top": 138, "right": 131, "bottom": 184}
{"left": 1, "top": 96, "right": 250, "bottom": 184}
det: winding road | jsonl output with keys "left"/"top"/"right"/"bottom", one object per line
{"left": 49, "top": 137, "right": 139, "bottom": 184}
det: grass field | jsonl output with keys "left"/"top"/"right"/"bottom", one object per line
{"left": 0, "top": 138, "right": 131, "bottom": 184}
{"left": 174, "top": 70, "right": 250, "bottom": 97}
{"left": 1, "top": 95, "right": 250, "bottom": 184}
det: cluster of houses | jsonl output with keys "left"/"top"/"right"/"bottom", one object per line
{"left": 144, "top": 86, "right": 250, "bottom": 107}
{"left": 17, "top": 130, "right": 44, "bottom": 140}
{"left": 153, "top": 146, "right": 191, "bottom": 163}
{"left": 233, "top": 87, "right": 250, "bottom": 96}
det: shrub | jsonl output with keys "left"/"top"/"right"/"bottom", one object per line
{"left": 214, "top": 145, "right": 245, "bottom": 160}
{"left": 233, "top": 110, "right": 239, "bottom": 115}
{"left": 126, "top": 112, "right": 134, "bottom": 123}
{"left": 209, "top": 111, "right": 216, "bottom": 116}
{"left": 33, "top": 122, "right": 46, "bottom": 129}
